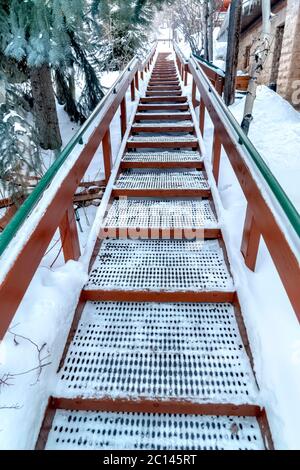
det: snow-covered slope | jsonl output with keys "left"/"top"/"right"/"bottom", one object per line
{"left": 231, "top": 86, "right": 300, "bottom": 212}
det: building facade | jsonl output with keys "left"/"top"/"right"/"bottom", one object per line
{"left": 237, "top": 0, "right": 300, "bottom": 108}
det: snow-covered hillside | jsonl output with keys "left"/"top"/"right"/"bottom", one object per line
{"left": 231, "top": 86, "right": 300, "bottom": 212}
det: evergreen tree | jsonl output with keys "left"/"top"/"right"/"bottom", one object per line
{"left": 68, "top": 26, "right": 105, "bottom": 118}
{"left": 0, "top": 81, "right": 43, "bottom": 203}
{"left": 0, "top": 0, "right": 85, "bottom": 150}
{"left": 91, "top": 0, "right": 166, "bottom": 70}
{"left": 0, "top": 0, "right": 166, "bottom": 153}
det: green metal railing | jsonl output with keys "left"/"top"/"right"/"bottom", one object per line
{"left": 191, "top": 56, "right": 300, "bottom": 238}
{"left": 0, "top": 55, "right": 143, "bottom": 258}
{"left": 173, "top": 42, "right": 225, "bottom": 77}
{"left": 192, "top": 53, "right": 225, "bottom": 78}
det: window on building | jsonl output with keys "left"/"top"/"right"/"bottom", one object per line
{"left": 244, "top": 45, "right": 251, "bottom": 70}
{"left": 270, "top": 24, "right": 285, "bottom": 91}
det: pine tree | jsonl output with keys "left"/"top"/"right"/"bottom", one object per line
{"left": 0, "top": 0, "right": 165, "bottom": 153}
{"left": 0, "top": 81, "right": 43, "bottom": 203}
{"left": 68, "top": 26, "right": 105, "bottom": 118}
{"left": 0, "top": 0, "right": 85, "bottom": 150}
{"left": 91, "top": 0, "right": 166, "bottom": 70}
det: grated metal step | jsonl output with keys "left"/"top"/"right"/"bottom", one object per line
{"left": 85, "top": 239, "right": 234, "bottom": 292}
{"left": 147, "top": 89, "right": 182, "bottom": 93}
{"left": 146, "top": 91, "right": 182, "bottom": 96}
{"left": 135, "top": 112, "right": 192, "bottom": 122}
{"left": 149, "top": 82, "right": 180, "bottom": 85}
{"left": 128, "top": 136, "right": 197, "bottom": 143}
{"left": 132, "top": 121, "right": 193, "bottom": 128}
{"left": 102, "top": 199, "right": 217, "bottom": 230}
{"left": 138, "top": 105, "right": 189, "bottom": 113}
{"left": 122, "top": 151, "right": 201, "bottom": 163}
{"left": 136, "top": 112, "right": 191, "bottom": 117}
{"left": 46, "top": 410, "right": 264, "bottom": 450}
{"left": 138, "top": 104, "right": 188, "bottom": 109}
{"left": 56, "top": 301, "right": 257, "bottom": 401}
{"left": 140, "top": 97, "right": 187, "bottom": 103}
{"left": 115, "top": 169, "right": 209, "bottom": 191}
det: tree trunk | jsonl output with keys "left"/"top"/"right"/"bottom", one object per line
{"left": 30, "top": 64, "right": 62, "bottom": 150}
{"left": 241, "top": 0, "right": 271, "bottom": 135}
{"left": 207, "top": 1, "right": 214, "bottom": 62}
{"left": 55, "top": 69, "right": 66, "bottom": 105}
{"left": 68, "top": 67, "right": 76, "bottom": 101}
{"left": 202, "top": 2, "right": 209, "bottom": 61}
{"left": 224, "top": 0, "right": 242, "bottom": 106}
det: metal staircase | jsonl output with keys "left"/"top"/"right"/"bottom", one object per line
{"left": 38, "top": 52, "right": 273, "bottom": 450}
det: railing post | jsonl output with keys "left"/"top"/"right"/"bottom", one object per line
{"left": 131, "top": 79, "right": 135, "bottom": 101}
{"left": 184, "top": 66, "right": 188, "bottom": 86}
{"left": 199, "top": 98, "right": 205, "bottom": 136}
{"left": 216, "top": 76, "right": 225, "bottom": 96}
{"left": 192, "top": 79, "right": 197, "bottom": 108}
{"left": 135, "top": 71, "right": 139, "bottom": 91}
{"left": 102, "top": 128, "right": 112, "bottom": 184}
{"left": 141, "top": 69, "right": 144, "bottom": 80}
{"left": 59, "top": 204, "right": 80, "bottom": 262}
{"left": 212, "top": 129, "right": 222, "bottom": 185}
{"left": 120, "top": 97, "right": 127, "bottom": 139}
{"left": 241, "top": 204, "right": 261, "bottom": 271}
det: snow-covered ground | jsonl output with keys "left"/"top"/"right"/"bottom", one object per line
{"left": 230, "top": 86, "right": 300, "bottom": 212}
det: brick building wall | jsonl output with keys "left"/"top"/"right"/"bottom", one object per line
{"left": 236, "top": 0, "right": 300, "bottom": 107}
{"left": 277, "top": 0, "right": 300, "bottom": 107}
{"left": 237, "top": 5, "right": 286, "bottom": 85}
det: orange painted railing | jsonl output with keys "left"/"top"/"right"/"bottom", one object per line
{"left": 0, "top": 44, "right": 156, "bottom": 339}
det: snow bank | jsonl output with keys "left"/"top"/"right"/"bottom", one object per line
{"left": 100, "top": 71, "right": 120, "bottom": 89}
{"left": 231, "top": 86, "right": 300, "bottom": 212}
{"left": 0, "top": 261, "right": 87, "bottom": 449}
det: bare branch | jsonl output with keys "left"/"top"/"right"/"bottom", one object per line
{"left": 0, "top": 328, "right": 52, "bottom": 389}
{"left": 0, "top": 373, "right": 15, "bottom": 388}
{"left": 0, "top": 403, "right": 22, "bottom": 410}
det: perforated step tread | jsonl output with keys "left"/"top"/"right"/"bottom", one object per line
{"left": 136, "top": 112, "right": 191, "bottom": 117}
{"left": 138, "top": 104, "right": 188, "bottom": 108}
{"left": 102, "top": 199, "right": 217, "bottom": 230}
{"left": 115, "top": 170, "right": 209, "bottom": 190}
{"left": 141, "top": 96, "right": 187, "bottom": 102}
{"left": 56, "top": 301, "right": 257, "bottom": 401}
{"left": 46, "top": 410, "right": 264, "bottom": 450}
{"left": 122, "top": 152, "right": 202, "bottom": 163}
{"left": 85, "top": 239, "right": 234, "bottom": 292}
{"left": 128, "top": 136, "right": 197, "bottom": 143}
{"left": 132, "top": 121, "right": 193, "bottom": 128}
